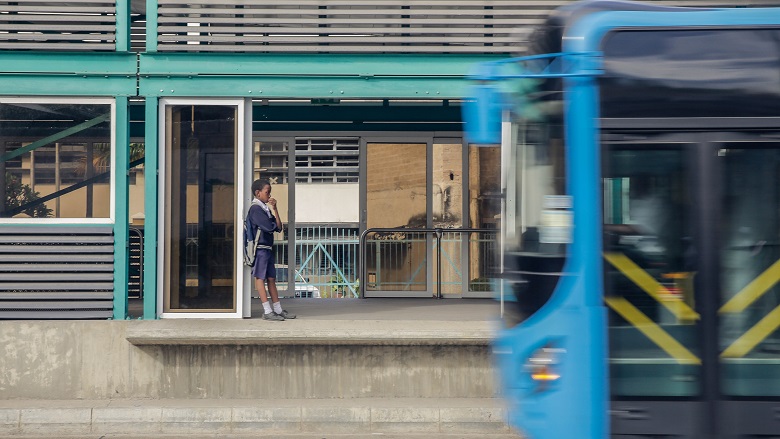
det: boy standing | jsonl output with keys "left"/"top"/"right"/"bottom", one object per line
{"left": 248, "top": 178, "right": 296, "bottom": 321}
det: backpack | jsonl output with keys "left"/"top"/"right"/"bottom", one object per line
{"left": 243, "top": 213, "right": 262, "bottom": 267}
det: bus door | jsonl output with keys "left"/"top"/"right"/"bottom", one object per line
{"left": 714, "top": 137, "right": 780, "bottom": 439}
{"left": 602, "top": 132, "right": 780, "bottom": 438}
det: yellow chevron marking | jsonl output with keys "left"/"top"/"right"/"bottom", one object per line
{"left": 605, "top": 297, "right": 701, "bottom": 365}
{"left": 720, "top": 258, "right": 780, "bottom": 314}
{"left": 721, "top": 304, "right": 780, "bottom": 358}
{"left": 604, "top": 252, "right": 700, "bottom": 321}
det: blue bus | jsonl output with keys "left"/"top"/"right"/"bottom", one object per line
{"left": 464, "top": 1, "right": 780, "bottom": 438}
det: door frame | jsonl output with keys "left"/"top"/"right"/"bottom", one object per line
{"left": 157, "top": 97, "right": 248, "bottom": 319}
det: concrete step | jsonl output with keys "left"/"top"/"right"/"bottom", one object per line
{"left": 0, "top": 398, "right": 518, "bottom": 438}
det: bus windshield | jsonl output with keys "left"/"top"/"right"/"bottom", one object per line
{"left": 503, "top": 117, "right": 568, "bottom": 326}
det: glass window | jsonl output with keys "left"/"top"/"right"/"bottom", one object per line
{"left": 0, "top": 101, "right": 113, "bottom": 219}
{"left": 254, "top": 140, "right": 288, "bottom": 184}
{"left": 295, "top": 138, "right": 359, "bottom": 184}
{"left": 603, "top": 143, "right": 700, "bottom": 398}
{"left": 468, "top": 145, "right": 501, "bottom": 293}
{"left": 365, "top": 142, "right": 428, "bottom": 293}
{"left": 718, "top": 143, "right": 780, "bottom": 397}
{"left": 162, "top": 104, "right": 237, "bottom": 312}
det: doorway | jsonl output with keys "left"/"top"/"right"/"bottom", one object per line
{"left": 158, "top": 99, "right": 247, "bottom": 318}
{"left": 603, "top": 131, "right": 780, "bottom": 438}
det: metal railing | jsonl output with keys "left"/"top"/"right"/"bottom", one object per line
{"left": 128, "top": 226, "right": 144, "bottom": 299}
{"left": 359, "top": 227, "right": 498, "bottom": 298}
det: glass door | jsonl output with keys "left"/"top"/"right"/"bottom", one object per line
{"left": 159, "top": 99, "right": 246, "bottom": 318}
{"left": 602, "top": 138, "right": 703, "bottom": 437}
{"left": 364, "top": 141, "right": 429, "bottom": 297}
{"left": 716, "top": 139, "right": 780, "bottom": 438}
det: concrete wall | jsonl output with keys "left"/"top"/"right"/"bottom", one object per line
{"left": 0, "top": 320, "right": 496, "bottom": 400}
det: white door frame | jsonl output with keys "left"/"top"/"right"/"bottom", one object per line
{"left": 157, "top": 97, "right": 249, "bottom": 319}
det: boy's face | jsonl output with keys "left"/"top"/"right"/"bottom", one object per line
{"left": 256, "top": 184, "right": 271, "bottom": 202}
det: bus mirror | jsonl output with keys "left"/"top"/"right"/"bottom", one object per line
{"left": 463, "top": 83, "right": 503, "bottom": 145}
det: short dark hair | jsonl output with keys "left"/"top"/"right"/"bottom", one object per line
{"left": 251, "top": 178, "right": 271, "bottom": 194}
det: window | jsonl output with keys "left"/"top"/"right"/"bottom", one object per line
{"left": 295, "top": 138, "right": 359, "bottom": 183}
{"left": 0, "top": 100, "right": 114, "bottom": 220}
{"left": 254, "top": 140, "right": 288, "bottom": 184}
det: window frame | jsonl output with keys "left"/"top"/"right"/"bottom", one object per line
{"left": 0, "top": 97, "right": 116, "bottom": 224}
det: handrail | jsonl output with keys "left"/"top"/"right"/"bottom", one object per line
{"left": 359, "top": 227, "right": 493, "bottom": 299}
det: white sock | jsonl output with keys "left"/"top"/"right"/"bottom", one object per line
{"left": 262, "top": 301, "right": 272, "bottom": 314}
{"left": 273, "top": 302, "right": 283, "bottom": 314}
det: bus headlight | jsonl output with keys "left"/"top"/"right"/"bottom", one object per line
{"left": 525, "top": 344, "right": 565, "bottom": 388}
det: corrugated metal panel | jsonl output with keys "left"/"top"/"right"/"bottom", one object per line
{"left": 0, "top": 0, "right": 117, "bottom": 51}
{"left": 0, "top": 226, "right": 114, "bottom": 320}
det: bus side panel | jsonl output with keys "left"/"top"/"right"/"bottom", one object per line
{"left": 494, "top": 302, "right": 608, "bottom": 439}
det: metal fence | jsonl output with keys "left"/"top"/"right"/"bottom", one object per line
{"left": 360, "top": 227, "right": 499, "bottom": 297}
{"left": 272, "top": 226, "right": 360, "bottom": 298}
{"left": 175, "top": 224, "right": 497, "bottom": 298}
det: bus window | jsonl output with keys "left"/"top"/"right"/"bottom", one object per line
{"left": 503, "top": 120, "right": 568, "bottom": 327}
{"left": 602, "top": 143, "right": 700, "bottom": 398}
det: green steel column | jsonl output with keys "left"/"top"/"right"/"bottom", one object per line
{"left": 116, "top": 0, "right": 131, "bottom": 52}
{"left": 113, "top": 97, "right": 130, "bottom": 320}
{"left": 143, "top": 98, "right": 159, "bottom": 319}
{"left": 145, "top": 0, "right": 158, "bottom": 53}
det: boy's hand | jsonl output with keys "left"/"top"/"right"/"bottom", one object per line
{"left": 268, "top": 198, "right": 278, "bottom": 209}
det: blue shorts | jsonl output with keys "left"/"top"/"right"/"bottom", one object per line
{"left": 251, "top": 249, "right": 277, "bottom": 280}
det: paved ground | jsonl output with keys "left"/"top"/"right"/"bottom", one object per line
{"left": 129, "top": 297, "right": 507, "bottom": 322}
{"left": 0, "top": 397, "right": 520, "bottom": 438}
{"left": 125, "top": 297, "right": 505, "bottom": 346}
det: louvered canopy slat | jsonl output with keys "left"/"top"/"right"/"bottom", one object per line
{"left": 157, "top": 7, "right": 555, "bottom": 16}
{"left": 158, "top": 26, "right": 529, "bottom": 35}
{"left": 0, "top": 264, "right": 113, "bottom": 272}
{"left": 0, "top": 34, "right": 115, "bottom": 42}
{"left": 0, "top": 226, "right": 114, "bottom": 320}
{"left": 155, "top": 0, "right": 559, "bottom": 53}
{"left": 0, "top": 24, "right": 116, "bottom": 32}
{"left": 3, "top": 0, "right": 776, "bottom": 53}
{"left": 0, "top": 14, "right": 116, "bottom": 23}
{"left": 0, "top": 0, "right": 117, "bottom": 51}
{"left": 157, "top": 18, "right": 542, "bottom": 26}
{"left": 0, "top": 292, "right": 114, "bottom": 299}
{"left": 0, "top": 5, "right": 115, "bottom": 12}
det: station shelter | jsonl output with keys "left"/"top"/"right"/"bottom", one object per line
{"left": 0, "top": 0, "right": 565, "bottom": 319}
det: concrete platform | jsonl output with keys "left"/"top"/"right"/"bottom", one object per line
{"left": 127, "top": 298, "right": 503, "bottom": 346}
{"left": 2, "top": 298, "right": 515, "bottom": 437}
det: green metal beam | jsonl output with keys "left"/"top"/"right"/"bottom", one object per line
{"left": 141, "top": 53, "right": 502, "bottom": 75}
{"left": 145, "top": 0, "right": 158, "bottom": 53}
{"left": 0, "top": 52, "right": 136, "bottom": 96}
{"left": 0, "top": 113, "right": 110, "bottom": 163}
{"left": 0, "top": 52, "right": 136, "bottom": 74}
{"left": 139, "top": 53, "right": 504, "bottom": 99}
{"left": 116, "top": 0, "right": 131, "bottom": 52}
{"left": 0, "top": 75, "right": 136, "bottom": 97}
{"left": 143, "top": 99, "right": 158, "bottom": 320}
{"left": 113, "top": 96, "right": 130, "bottom": 320}
{"left": 141, "top": 76, "right": 470, "bottom": 99}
